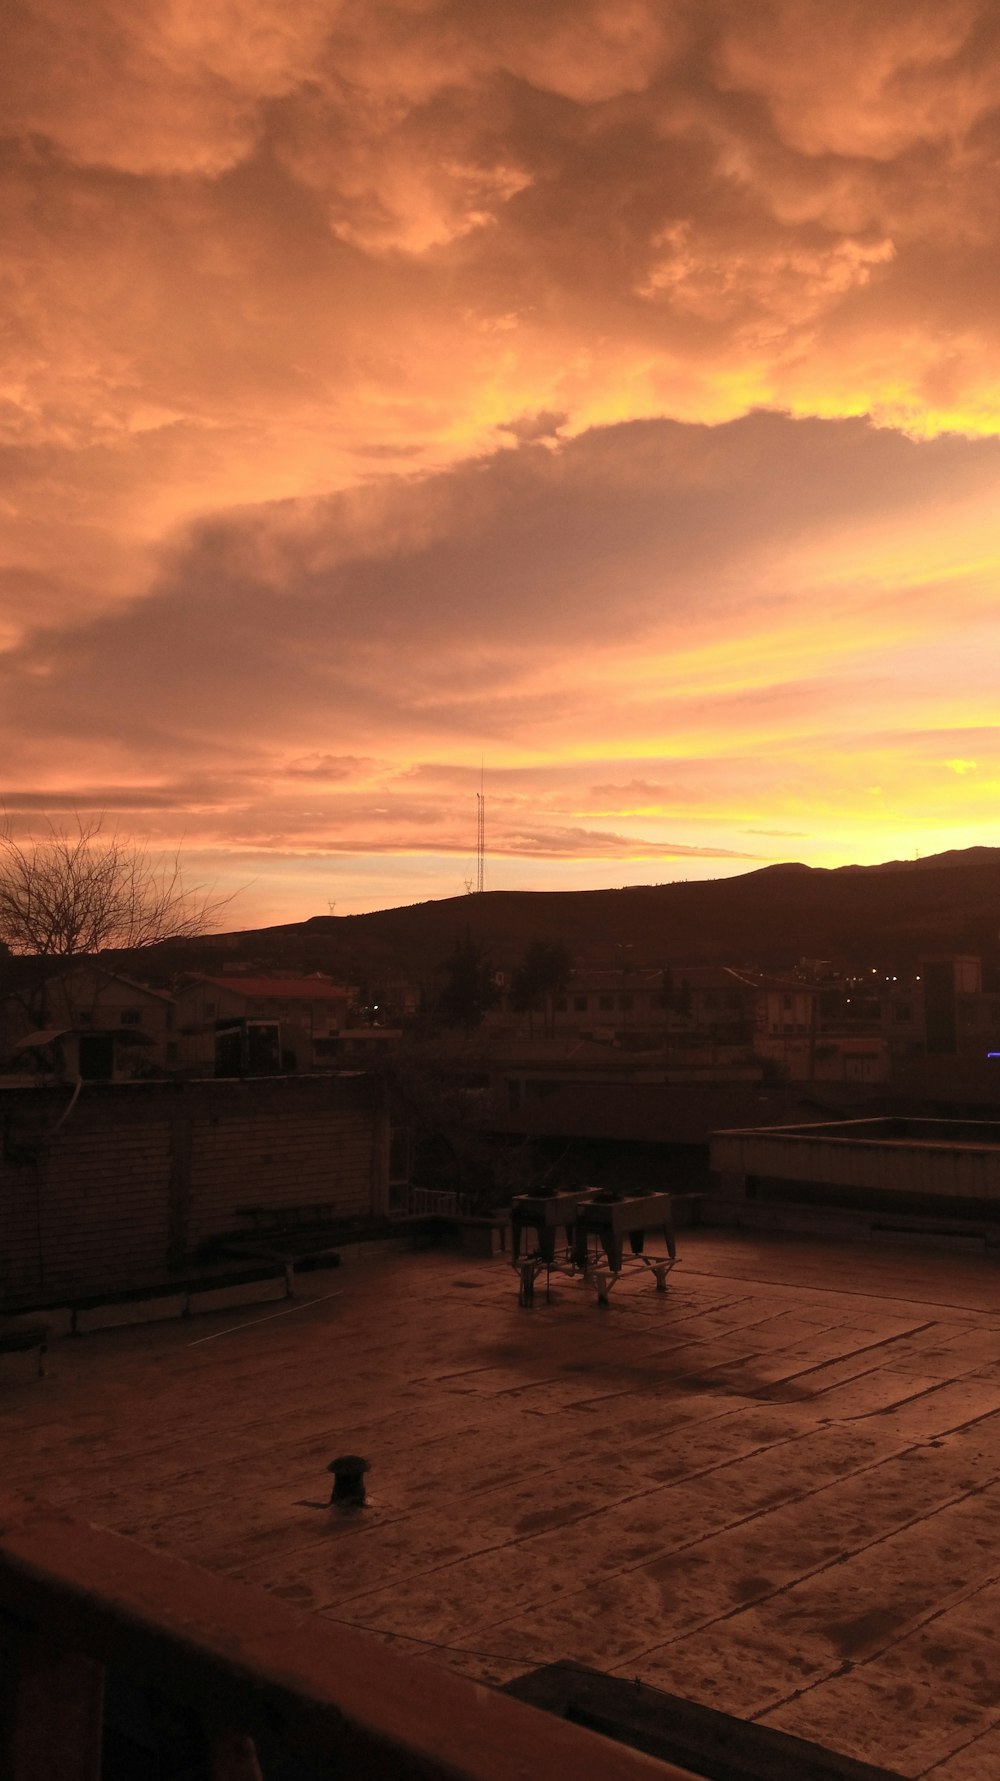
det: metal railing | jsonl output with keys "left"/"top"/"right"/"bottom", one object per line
{"left": 407, "top": 1186, "right": 474, "bottom": 1218}
{"left": 0, "top": 1496, "right": 692, "bottom": 1780}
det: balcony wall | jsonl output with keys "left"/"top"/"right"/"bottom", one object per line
{"left": 0, "top": 1496, "right": 692, "bottom": 1781}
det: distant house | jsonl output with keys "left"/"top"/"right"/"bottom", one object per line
{"left": 2, "top": 965, "right": 177, "bottom": 1079}
{"left": 548, "top": 968, "right": 665, "bottom": 1037}
{"left": 755, "top": 978, "right": 818, "bottom": 1042}
{"left": 546, "top": 964, "right": 757, "bottom": 1047}
{"left": 174, "top": 975, "right": 353, "bottom": 1072}
{"left": 667, "top": 966, "right": 759, "bottom": 1041}
{"left": 919, "top": 954, "right": 1000, "bottom": 1056}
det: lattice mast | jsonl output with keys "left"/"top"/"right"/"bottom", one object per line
{"left": 476, "top": 763, "right": 485, "bottom": 894}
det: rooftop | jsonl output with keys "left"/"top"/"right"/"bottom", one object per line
{"left": 8, "top": 1229, "right": 1000, "bottom": 1777}
{"left": 184, "top": 975, "right": 352, "bottom": 1001}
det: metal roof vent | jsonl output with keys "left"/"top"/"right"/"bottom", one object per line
{"left": 328, "top": 1455, "right": 369, "bottom": 1507}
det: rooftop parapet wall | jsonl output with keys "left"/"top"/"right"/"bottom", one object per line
{"left": 0, "top": 1075, "right": 386, "bottom": 1302}
{"left": 745, "top": 1116, "right": 1000, "bottom": 1145}
{"left": 711, "top": 1117, "right": 1000, "bottom": 1207}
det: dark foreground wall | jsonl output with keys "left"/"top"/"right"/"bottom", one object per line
{"left": 0, "top": 1075, "right": 388, "bottom": 1300}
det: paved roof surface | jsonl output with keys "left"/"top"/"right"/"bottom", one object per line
{"left": 7, "top": 1230, "right": 1000, "bottom": 1778}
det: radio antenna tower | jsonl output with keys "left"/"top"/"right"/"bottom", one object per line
{"left": 476, "top": 762, "right": 485, "bottom": 894}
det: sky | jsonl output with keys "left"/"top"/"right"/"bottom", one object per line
{"left": 3, "top": 0, "right": 1000, "bottom": 923}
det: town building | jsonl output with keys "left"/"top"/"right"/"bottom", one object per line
{"left": 544, "top": 965, "right": 758, "bottom": 1049}
{"left": 175, "top": 974, "right": 353, "bottom": 1072}
{"left": 2, "top": 964, "right": 177, "bottom": 1078}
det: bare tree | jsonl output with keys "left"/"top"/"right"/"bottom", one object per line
{"left": 0, "top": 816, "right": 234, "bottom": 961}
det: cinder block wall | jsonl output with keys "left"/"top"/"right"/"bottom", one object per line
{"left": 1, "top": 1087, "right": 173, "bottom": 1301}
{"left": 183, "top": 1078, "right": 385, "bottom": 1249}
{"left": 0, "top": 1075, "right": 387, "bottom": 1300}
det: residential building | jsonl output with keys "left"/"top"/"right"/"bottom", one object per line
{"left": 175, "top": 975, "right": 353, "bottom": 1072}
{"left": 2, "top": 964, "right": 177, "bottom": 1078}
{"left": 545, "top": 965, "right": 757, "bottom": 1048}
{"left": 920, "top": 954, "right": 1000, "bottom": 1055}
{"left": 548, "top": 967, "right": 665, "bottom": 1037}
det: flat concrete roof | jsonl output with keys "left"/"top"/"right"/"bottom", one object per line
{"left": 7, "top": 1231, "right": 1000, "bottom": 1778}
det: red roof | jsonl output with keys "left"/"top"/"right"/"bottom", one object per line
{"left": 192, "top": 977, "right": 351, "bottom": 1003}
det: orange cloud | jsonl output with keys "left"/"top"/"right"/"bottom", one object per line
{"left": 4, "top": 1, "right": 1000, "bottom": 912}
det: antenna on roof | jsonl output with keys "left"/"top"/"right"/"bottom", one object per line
{"left": 328, "top": 901, "right": 336, "bottom": 916}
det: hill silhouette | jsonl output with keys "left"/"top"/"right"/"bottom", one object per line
{"left": 156, "top": 847, "right": 1000, "bottom": 983}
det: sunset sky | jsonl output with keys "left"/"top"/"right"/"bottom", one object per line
{"left": 4, "top": 0, "right": 1000, "bottom": 922}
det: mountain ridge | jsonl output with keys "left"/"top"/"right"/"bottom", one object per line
{"left": 163, "top": 846, "right": 1000, "bottom": 980}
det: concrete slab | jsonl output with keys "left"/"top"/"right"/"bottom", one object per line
{"left": 922, "top": 1729, "right": 1000, "bottom": 1780}
{"left": 6, "top": 1229, "right": 1000, "bottom": 1777}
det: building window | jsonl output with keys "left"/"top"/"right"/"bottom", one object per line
{"left": 574, "top": 996, "right": 587, "bottom": 1012}
{"left": 165, "top": 1042, "right": 178, "bottom": 1062}
{"left": 120, "top": 1009, "right": 142, "bottom": 1025}
{"left": 619, "top": 995, "right": 633, "bottom": 1011}
{"left": 599, "top": 995, "right": 614, "bottom": 1011}
{"left": 554, "top": 997, "right": 567, "bottom": 1012}
{"left": 205, "top": 1002, "right": 216, "bottom": 1017}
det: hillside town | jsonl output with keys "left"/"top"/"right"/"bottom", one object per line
{"left": 4, "top": 935, "right": 999, "bottom": 1101}
{"left": 7, "top": 853, "right": 1000, "bottom": 1781}
{"left": 4, "top": 858, "right": 1000, "bottom": 1292}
